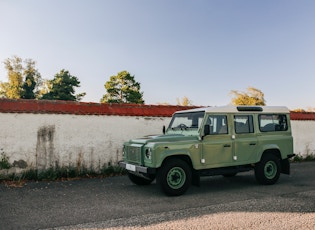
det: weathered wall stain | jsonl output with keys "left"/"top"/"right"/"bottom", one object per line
{"left": 12, "top": 160, "right": 28, "bottom": 168}
{"left": 36, "top": 125, "right": 56, "bottom": 171}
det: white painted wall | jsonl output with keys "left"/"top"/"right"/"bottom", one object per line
{"left": 0, "top": 113, "right": 170, "bottom": 172}
{"left": 0, "top": 113, "right": 313, "bottom": 174}
{"left": 291, "top": 120, "right": 315, "bottom": 156}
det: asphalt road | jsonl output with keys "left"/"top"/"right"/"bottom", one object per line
{"left": 0, "top": 162, "right": 314, "bottom": 230}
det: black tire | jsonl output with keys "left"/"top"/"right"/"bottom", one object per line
{"left": 127, "top": 172, "right": 155, "bottom": 185}
{"left": 157, "top": 158, "right": 192, "bottom": 196}
{"left": 255, "top": 154, "right": 281, "bottom": 185}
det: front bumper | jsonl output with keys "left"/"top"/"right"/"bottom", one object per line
{"left": 119, "top": 161, "right": 156, "bottom": 174}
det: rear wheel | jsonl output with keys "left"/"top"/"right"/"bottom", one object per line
{"left": 127, "top": 172, "right": 155, "bottom": 185}
{"left": 255, "top": 154, "right": 281, "bottom": 185}
{"left": 157, "top": 158, "right": 192, "bottom": 196}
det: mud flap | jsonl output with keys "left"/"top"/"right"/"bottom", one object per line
{"left": 281, "top": 159, "right": 290, "bottom": 174}
{"left": 281, "top": 154, "right": 295, "bottom": 175}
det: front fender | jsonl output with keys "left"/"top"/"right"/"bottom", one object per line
{"left": 156, "top": 149, "right": 191, "bottom": 168}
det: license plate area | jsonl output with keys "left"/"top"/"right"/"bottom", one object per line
{"left": 126, "top": 163, "right": 136, "bottom": 172}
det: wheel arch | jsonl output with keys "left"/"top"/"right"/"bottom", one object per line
{"left": 257, "top": 147, "right": 281, "bottom": 163}
{"left": 159, "top": 154, "right": 193, "bottom": 169}
{"left": 262, "top": 148, "right": 281, "bottom": 159}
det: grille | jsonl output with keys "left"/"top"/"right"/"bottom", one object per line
{"left": 126, "top": 145, "right": 142, "bottom": 163}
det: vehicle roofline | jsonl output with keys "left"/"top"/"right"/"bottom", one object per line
{"left": 174, "top": 105, "right": 290, "bottom": 114}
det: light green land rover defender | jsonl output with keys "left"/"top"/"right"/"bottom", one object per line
{"left": 119, "top": 106, "right": 295, "bottom": 196}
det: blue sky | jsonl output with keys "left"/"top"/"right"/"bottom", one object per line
{"left": 0, "top": 0, "right": 315, "bottom": 109}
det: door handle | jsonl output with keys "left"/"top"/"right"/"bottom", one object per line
{"left": 224, "top": 144, "right": 231, "bottom": 147}
{"left": 249, "top": 143, "right": 256, "bottom": 146}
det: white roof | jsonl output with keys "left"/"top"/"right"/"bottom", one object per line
{"left": 175, "top": 105, "right": 290, "bottom": 114}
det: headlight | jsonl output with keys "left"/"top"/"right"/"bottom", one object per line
{"left": 122, "top": 146, "right": 125, "bottom": 157}
{"left": 145, "top": 148, "right": 152, "bottom": 160}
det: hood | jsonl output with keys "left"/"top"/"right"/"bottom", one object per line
{"left": 129, "top": 134, "right": 199, "bottom": 145}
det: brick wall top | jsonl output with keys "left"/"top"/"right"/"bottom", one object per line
{"left": 0, "top": 99, "right": 315, "bottom": 120}
{"left": 0, "top": 99, "right": 198, "bottom": 117}
{"left": 289, "top": 111, "right": 315, "bottom": 120}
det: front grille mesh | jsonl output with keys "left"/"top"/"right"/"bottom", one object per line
{"left": 126, "top": 145, "right": 141, "bottom": 163}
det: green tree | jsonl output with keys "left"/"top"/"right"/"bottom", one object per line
{"left": 41, "top": 69, "right": 86, "bottom": 101}
{"left": 230, "top": 86, "right": 266, "bottom": 106}
{"left": 101, "top": 71, "right": 144, "bottom": 104}
{"left": 0, "top": 56, "right": 42, "bottom": 99}
{"left": 0, "top": 56, "right": 23, "bottom": 99}
{"left": 22, "top": 59, "right": 42, "bottom": 99}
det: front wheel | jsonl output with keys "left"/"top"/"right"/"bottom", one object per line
{"left": 157, "top": 158, "right": 192, "bottom": 196}
{"left": 255, "top": 154, "right": 281, "bottom": 185}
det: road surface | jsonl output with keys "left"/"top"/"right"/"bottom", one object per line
{"left": 0, "top": 162, "right": 314, "bottom": 229}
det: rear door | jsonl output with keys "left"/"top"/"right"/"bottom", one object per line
{"left": 232, "top": 114, "right": 258, "bottom": 164}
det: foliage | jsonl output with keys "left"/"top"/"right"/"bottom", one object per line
{"left": 292, "top": 107, "right": 315, "bottom": 112}
{"left": 0, "top": 56, "right": 23, "bottom": 99}
{"left": 230, "top": 86, "right": 266, "bottom": 106}
{"left": 292, "top": 108, "right": 306, "bottom": 112}
{"left": 41, "top": 69, "right": 86, "bottom": 101}
{"left": 0, "top": 56, "right": 42, "bottom": 99}
{"left": 177, "top": 96, "right": 193, "bottom": 106}
{"left": 21, "top": 59, "right": 42, "bottom": 99}
{"left": 0, "top": 152, "right": 11, "bottom": 170}
{"left": 0, "top": 164, "right": 126, "bottom": 183}
{"left": 292, "top": 153, "right": 315, "bottom": 162}
{"left": 101, "top": 70, "right": 144, "bottom": 104}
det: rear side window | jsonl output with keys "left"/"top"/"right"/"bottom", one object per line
{"left": 234, "top": 115, "right": 254, "bottom": 134}
{"left": 259, "top": 114, "right": 288, "bottom": 132}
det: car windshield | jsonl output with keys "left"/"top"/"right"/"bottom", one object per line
{"left": 168, "top": 111, "right": 205, "bottom": 131}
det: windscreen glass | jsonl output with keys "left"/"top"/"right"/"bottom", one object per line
{"left": 168, "top": 111, "right": 205, "bottom": 130}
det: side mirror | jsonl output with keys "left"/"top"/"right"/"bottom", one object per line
{"left": 163, "top": 125, "right": 166, "bottom": 135}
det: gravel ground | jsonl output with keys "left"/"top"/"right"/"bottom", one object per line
{"left": 104, "top": 212, "right": 315, "bottom": 230}
{"left": 52, "top": 190, "right": 315, "bottom": 230}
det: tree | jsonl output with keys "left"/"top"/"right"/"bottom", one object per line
{"left": 101, "top": 71, "right": 144, "bottom": 104}
{"left": 0, "top": 56, "right": 42, "bottom": 99}
{"left": 41, "top": 69, "right": 86, "bottom": 101}
{"left": 230, "top": 87, "right": 266, "bottom": 106}
{"left": 22, "top": 59, "right": 42, "bottom": 99}
{"left": 37, "top": 79, "right": 52, "bottom": 99}
{"left": 0, "top": 56, "right": 23, "bottom": 99}
{"left": 177, "top": 96, "right": 193, "bottom": 106}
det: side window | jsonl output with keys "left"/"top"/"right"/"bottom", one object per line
{"left": 234, "top": 115, "right": 254, "bottom": 134}
{"left": 259, "top": 114, "right": 288, "bottom": 132}
{"left": 206, "top": 115, "right": 228, "bottom": 135}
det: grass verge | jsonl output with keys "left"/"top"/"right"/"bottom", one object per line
{"left": 0, "top": 164, "right": 126, "bottom": 187}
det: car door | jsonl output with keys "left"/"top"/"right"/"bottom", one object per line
{"left": 232, "top": 114, "right": 258, "bottom": 164}
{"left": 202, "top": 114, "right": 234, "bottom": 168}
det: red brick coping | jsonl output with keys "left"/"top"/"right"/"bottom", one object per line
{"left": 0, "top": 99, "right": 314, "bottom": 120}
{"left": 0, "top": 99, "right": 198, "bottom": 117}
